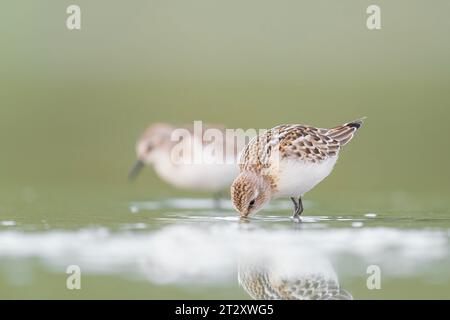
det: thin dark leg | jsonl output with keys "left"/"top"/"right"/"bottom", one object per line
{"left": 297, "top": 197, "right": 304, "bottom": 215}
{"left": 290, "top": 197, "right": 299, "bottom": 222}
{"left": 291, "top": 196, "right": 303, "bottom": 222}
{"left": 290, "top": 197, "right": 298, "bottom": 214}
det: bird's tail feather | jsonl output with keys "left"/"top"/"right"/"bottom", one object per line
{"left": 327, "top": 117, "right": 366, "bottom": 146}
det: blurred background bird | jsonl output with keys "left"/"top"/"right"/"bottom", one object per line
{"left": 129, "top": 123, "right": 247, "bottom": 203}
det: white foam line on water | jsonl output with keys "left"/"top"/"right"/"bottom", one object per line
{"left": 0, "top": 226, "right": 448, "bottom": 284}
{"left": 365, "top": 213, "right": 377, "bottom": 218}
{"left": 129, "top": 198, "right": 307, "bottom": 213}
{"left": 1, "top": 221, "right": 16, "bottom": 226}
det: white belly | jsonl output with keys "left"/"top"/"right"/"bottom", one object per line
{"left": 274, "top": 157, "right": 338, "bottom": 198}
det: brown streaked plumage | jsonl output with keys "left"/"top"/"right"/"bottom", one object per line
{"left": 231, "top": 118, "right": 365, "bottom": 220}
{"left": 238, "top": 262, "right": 353, "bottom": 300}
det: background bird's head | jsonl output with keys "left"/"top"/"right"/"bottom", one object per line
{"left": 129, "top": 123, "right": 174, "bottom": 180}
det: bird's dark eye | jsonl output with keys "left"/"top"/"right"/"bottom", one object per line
{"left": 146, "top": 144, "right": 153, "bottom": 152}
{"left": 249, "top": 199, "right": 256, "bottom": 209}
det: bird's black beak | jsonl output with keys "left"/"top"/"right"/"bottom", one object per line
{"left": 128, "top": 160, "right": 144, "bottom": 181}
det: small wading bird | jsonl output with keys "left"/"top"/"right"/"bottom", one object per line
{"left": 231, "top": 118, "right": 364, "bottom": 221}
{"left": 129, "top": 123, "right": 243, "bottom": 202}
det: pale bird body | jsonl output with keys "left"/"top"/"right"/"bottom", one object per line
{"left": 231, "top": 119, "right": 364, "bottom": 220}
{"left": 130, "top": 123, "right": 241, "bottom": 193}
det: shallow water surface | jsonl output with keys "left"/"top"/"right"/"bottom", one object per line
{"left": 1, "top": 0, "right": 450, "bottom": 301}
{"left": 0, "top": 194, "right": 449, "bottom": 299}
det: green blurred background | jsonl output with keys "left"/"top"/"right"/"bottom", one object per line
{"left": 1, "top": 0, "right": 450, "bottom": 199}
{"left": 0, "top": 0, "right": 450, "bottom": 300}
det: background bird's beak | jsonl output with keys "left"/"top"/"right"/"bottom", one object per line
{"left": 128, "top": 160, "right": 144, "bottom": 181}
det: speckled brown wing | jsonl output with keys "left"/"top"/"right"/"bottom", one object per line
{"left": 238, "top": 266, "right": 353, "bottom": 300}
{"left": 277, "top": 125, "right": 341, "bottom": 163}
{"left": 239, "top": 119, "right": 364, "bottom": 169}
{"left": 238, "top": 127, "right": 281, "bottom": 171}
{"left": 270, "top": 273, "right": 353, "bottom": 300}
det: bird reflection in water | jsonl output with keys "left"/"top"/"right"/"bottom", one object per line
{"left": 238, "top": 248, "right": 352, "bottom": 300}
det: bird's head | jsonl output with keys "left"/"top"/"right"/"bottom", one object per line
{"left": 231, "top": 171, "right": 272, "bottom": 217}
{"left": 128, "top": 123, "right": 174, "bottom": 180}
